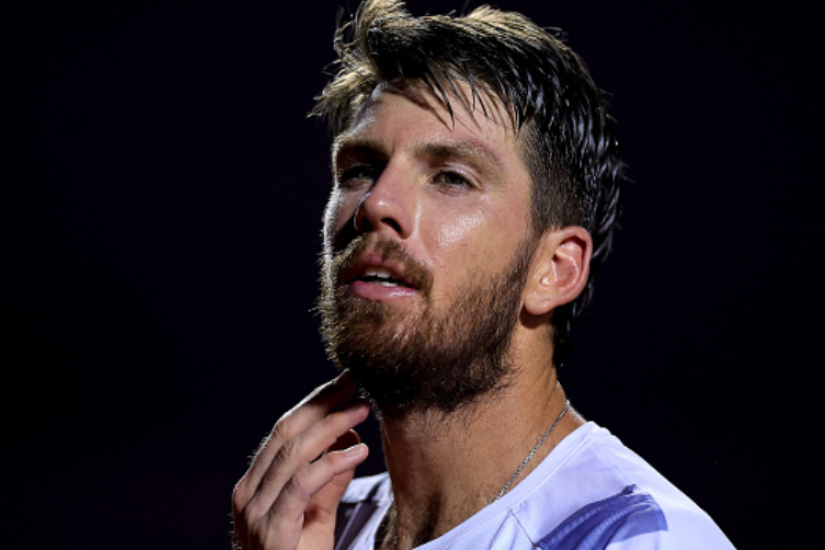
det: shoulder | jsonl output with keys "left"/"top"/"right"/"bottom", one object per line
{"left": 509, "top": 423, "right": 735, "bottom": 550}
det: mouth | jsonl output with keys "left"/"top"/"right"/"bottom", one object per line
{"left": 344, "top": 260, "right": 418, "bottom": 291}
{"left": 354, "top": 266, "right": 414, "bottom": 289}
{"left": 331, "top": 237, "right": 431, "bottom": 300}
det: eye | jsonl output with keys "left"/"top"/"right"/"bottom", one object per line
{"left": 432, "top": 170, "right": 473, "bottom": 189}
{"left": 337, "top": 164, "right": 380, "bottom": 189}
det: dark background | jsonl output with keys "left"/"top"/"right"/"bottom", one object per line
{"left": 6, "top": 0, "right": 819, "bottom": 548}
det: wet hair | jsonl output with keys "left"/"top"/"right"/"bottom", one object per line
{"left": 312, "top": 0, "right": 625, "bottom": 367}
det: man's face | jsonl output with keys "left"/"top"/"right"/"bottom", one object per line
{"left": 318, "top": 82, "right": 537, "bottom": 414}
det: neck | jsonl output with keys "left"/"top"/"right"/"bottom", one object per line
{"left": 374, "top": 345, "right": 584, "bottom": 550}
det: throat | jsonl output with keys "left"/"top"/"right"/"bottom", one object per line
{"left": 374, "top": 382, "right": 577, "bottom": 549}
{"left": 377, "top": 417, "right": 509, "bottom": 549}
{"left": 375, "top": 501, "right": 446, "bottom": 550}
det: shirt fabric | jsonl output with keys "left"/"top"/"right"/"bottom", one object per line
{"left": 333, "top": 422, "right": 735, "bottom": 549}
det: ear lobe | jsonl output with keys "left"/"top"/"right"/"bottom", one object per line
{"left": 523, "top": 227, "right": 592, "bottom": 317}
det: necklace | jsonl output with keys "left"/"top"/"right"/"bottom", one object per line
{"left": 494, "top": 399, "right": 570, "bottom": 501}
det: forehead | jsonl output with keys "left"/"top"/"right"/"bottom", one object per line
{"left": 334, "top": 80, "right": 527, "bottom": 163}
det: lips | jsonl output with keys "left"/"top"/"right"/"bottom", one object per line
{"left": 357, "top": 266, "right": 411, "bottom": 287}
{"left": 341, "top": 254, "right": 417, "bottom": 290}
{"left": 331, "top": 236, "right": 432, "bottom": 300}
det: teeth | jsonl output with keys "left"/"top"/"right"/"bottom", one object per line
{"left": 361, "top": 267, "right": 404, "bottom": 287}
{"left": 364, "top": 268, "right": 393, "bottom": 279}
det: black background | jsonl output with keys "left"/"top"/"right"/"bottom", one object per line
{"left": 6, "top": 1, "right": 819, "bottom": 548}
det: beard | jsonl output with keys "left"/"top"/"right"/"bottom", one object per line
{"left": 318, "top": 235, "right": 535, "bottom": 417}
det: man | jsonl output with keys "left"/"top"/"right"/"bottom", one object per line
{"left": 232, "top": 1, "right": 735, "bottom": 548}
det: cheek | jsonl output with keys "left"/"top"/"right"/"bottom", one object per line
{"left": 424, "top": 206, "right": 492, "bottom": 274}
{"left": 431, "top": 210, "right": 485, "bottom": 252}
{"left": 426, "top": 200, "right": 529, "bottom": 273}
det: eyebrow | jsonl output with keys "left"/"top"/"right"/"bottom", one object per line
{"left": 415, "top": 140, "right": 501, "bottom": 177}
{"left": 332, "top": 135, "right": 386, "bottom": 165}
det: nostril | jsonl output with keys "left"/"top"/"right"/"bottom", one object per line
{"left": 380, "top": 217, "right": 403, "bottom": 234}
{"left": 354, "top": 211, "right": 401, "bottom": 236}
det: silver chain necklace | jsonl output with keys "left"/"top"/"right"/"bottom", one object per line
{"left": 494, "top": 399, "right": 570, "bottom": 501}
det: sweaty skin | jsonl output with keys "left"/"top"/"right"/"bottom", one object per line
{"left": 325, "top": 83, "right": 536, "bottom": 324}
{"left": 233, "top": 82, "right": 592, "bottom": 550}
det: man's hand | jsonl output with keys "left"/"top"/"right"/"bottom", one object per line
{"left": 232, "top": 371, "right": 371, "bottom": 550}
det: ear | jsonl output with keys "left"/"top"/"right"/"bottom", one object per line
{"left": 523, "top": 227, "right": 592, "bottom": 317}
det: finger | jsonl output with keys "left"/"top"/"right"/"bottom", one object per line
{"left": 238, "top": 371, "right": 359, "bottom": 501}
{"left": 232, "top": 402, "right": 369, "bottom": 548}
{"left": 267, "top": 441, "right": 369, "bottom": 531}
{"left": 236, "top": 431, "right": 367, "bottom": 550}
{"left": 247, "top": 442, "right": 368, "bottom": 550}
{"left": 303, "top": 430, "right": 364, "bottom": 524}
{"left": 252, "top": 401, "right": 370, "bottom": 507}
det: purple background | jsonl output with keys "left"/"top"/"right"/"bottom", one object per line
{"left": 5, "top": 1, "right": 818, "bottom": 548}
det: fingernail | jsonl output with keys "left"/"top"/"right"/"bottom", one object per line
{"left": 344, "top": 443, "right": 368, "bottom": 457}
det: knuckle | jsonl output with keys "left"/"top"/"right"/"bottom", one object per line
{"left": 276, "top": 436, "right": 300, "bottom": 463}
{"left": 231, "top": 491, "right": 244, "bottom": 514}
{"left": 270, "top": 416, "right": 292, "bottom": 445}
{"left": 232, "top": 479, "right": 251, "bottom": 511}
{"left": 240, "top": 498, "right": 266, "bottom": 527}
{"left": 324, "top": 448, "right": 348, "bottom": 469}
{"left": 322, "top": 450, "right": 355, "bottom": 480}
{"left": 319, "top": 410, "right": 343, "bottom": 431}
{"left": 318, "top": 412, "right": 349, "bottom": 443}
{"left": 284, "top": 467, "right": 314, "bottom": 500}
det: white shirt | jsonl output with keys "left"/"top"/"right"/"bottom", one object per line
{"left": 334, "top": 422, "right": 735, "bottom": 549}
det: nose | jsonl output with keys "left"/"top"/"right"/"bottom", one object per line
{"left": 353, "top": 163, "right": 415, "bottom": 238}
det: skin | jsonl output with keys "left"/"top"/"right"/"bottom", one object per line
{"left": 325, "top": 82, "right": 534, "bottom": 316}
{"left": 232, "top": 82, "right": 593, "bottom": 550}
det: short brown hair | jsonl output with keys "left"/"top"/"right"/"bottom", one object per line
{"left": 312, "top": 0, "right": 625, "bottom": 367}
